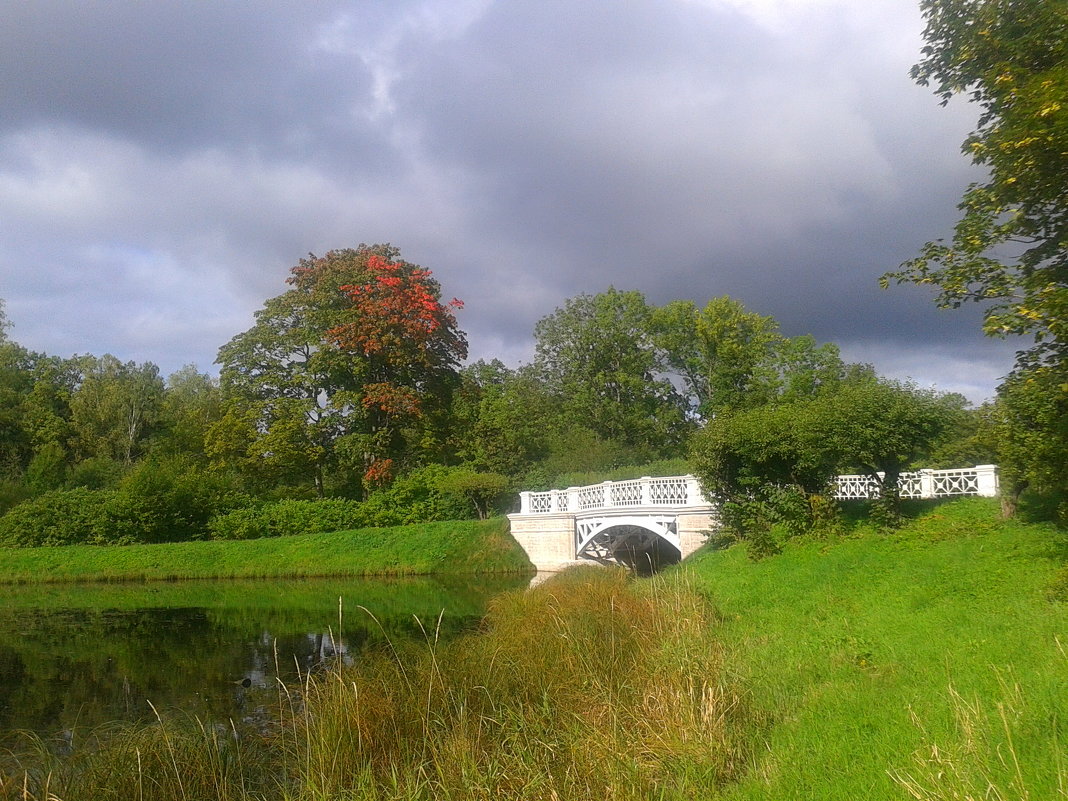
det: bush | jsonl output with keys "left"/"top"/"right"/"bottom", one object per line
{"left": 0, "top": 488, "right": 116, "bottom": 546}
{"left": 67, "top": 456, "right": 125, "bottom": 490}
{"left": 208, "top": 498, "right": 367, "bottom": 540}
{"left": 0, "top": 457, "right": 252, "bottom": 547}
{"left": 111, "top": 455, "right": 250, "bottom": 543}
{"left": 359, "top": 465, "right": 475, "bottom": 526}
{"left": 437, "top": 469, "right": 512, "bottom": 519}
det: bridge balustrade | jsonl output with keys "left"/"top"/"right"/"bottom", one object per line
{"left": 517, "top": 466, "right": 999, "bottom": 516}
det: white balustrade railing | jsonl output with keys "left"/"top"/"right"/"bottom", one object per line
{"left": 832, "top": 465, "right": 998, "bottom": 500}
{"left": 516, "top": 466, "right": 999, "bottom": 515}
{"left": 519, "top": 475, "right": 708, "bottom": 515}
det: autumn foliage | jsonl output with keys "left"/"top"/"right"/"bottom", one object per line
{"left": 331, "top": 254, "right": 463, "bottom": 358}
{"left": 217, "top": 246, "right": 467, "bottom": 493}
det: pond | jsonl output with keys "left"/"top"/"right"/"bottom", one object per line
{"left": 0, "top": 574, "right": 529, "bottom": 746}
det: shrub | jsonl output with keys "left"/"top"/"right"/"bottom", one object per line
{"left": 0, "top": 488, "right": 116, "bottom": 546}
{"left": 208, "top": 498, "right": 367, "bottom": 540}
{"left": 111, "top": 455, "right": 250, "bottom": 543}
{"left": 67, "top": 456, "right": 125, "bottom": 490}
{"left": 437, "top": 469, "right": 512, "bottom": 519}
{"left": 360, "top": 464, "right": 474, "bottom": 526}
{"left": 24, "top": 442, "right": 68, "bottom": 492}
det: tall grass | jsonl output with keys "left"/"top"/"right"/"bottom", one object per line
{"left": 281, "top": 566, "right": 746, "bottom": 800}
{"left": 2, "top": 567, "right": 746, "bottom": 800}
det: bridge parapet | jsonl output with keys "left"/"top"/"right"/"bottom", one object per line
{"left": 510, "top": 466, "right": 998, "bottom": 572}
{"left": 519, "top": 475, "right": 706, "bottom": 516}
{"left": 518, "top": 465, "right": 999, "bottom": 517}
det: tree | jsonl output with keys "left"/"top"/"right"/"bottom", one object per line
{"left": 438, "top": 468, "right": 512, "bottom": 519}
{"left": 653, "top": 297, "right": 850, "bottom": 417}
{"left": 69, "top": 355, "right": 165, "bottom": 465}
{"left": 882, "top": 1, "right": 1068, "bottom": 518}
{"left": 824, "top": 378, "right": 964, "bottom": 524}
{"left": 991, "top": 362, "right": 1068, "bottom": 519}
{"left": 449, "top": 361, "right": 558, "bottom": 478}
{"left": 691, "top": 376, "right": 962, "bottom": 545}
{"left": 155, "top": 365, "right": 224, "bottom": 460}
{"left": 534, "top": 288, "right": 690, "bottom": 457}
{"left": 885, "top": 0, "right": 1068, "bottom": 367}
{"left": 690, "top": 397, "right": 842, "bottom": 553}
{"left": 213, "top": 245, "right": 466, "bottom": 497}
{"left": 0, "top": 340, "right": 37, "bottom": 480}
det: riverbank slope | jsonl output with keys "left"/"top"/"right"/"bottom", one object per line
{"left": 0, "top": 517, "right": 532, "bottom": 583}
{"left": 681, "top": 497, "right": 1068, "bottom": 800}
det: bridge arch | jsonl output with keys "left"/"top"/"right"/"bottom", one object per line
{"left": 576, "top": 515, "right": 682, "bottom": 575}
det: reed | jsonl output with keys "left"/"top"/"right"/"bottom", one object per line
{"left": 2, "top": 567, "right": 745, "bottom": 800}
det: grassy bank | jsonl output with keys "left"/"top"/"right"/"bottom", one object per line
{"left": 0, "top": 518, "right": 531, "bottom": 584}
{"left": 3, "top": 499, "right": 1066, "bottom": 800}
{"left": 682, "top": 497, "right": 1068, "bottom": 800}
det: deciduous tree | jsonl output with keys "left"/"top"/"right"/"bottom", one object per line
{"left": 69, "top": 355, "right": 164, "bottom": 465}
{"left": 213, "top": 245, "right": 466, "bottom": 496}
{"left": 534, "top": 288, "right": 690, "bottom": 457}
{"left": 885, "top": 0, "right": 1068, "bottom": 365}
{"left": 653, "top": 297, "right": 850, "bottom": 417}
{"left": 884, "top": 0, "right": 1068, "bottom": 516}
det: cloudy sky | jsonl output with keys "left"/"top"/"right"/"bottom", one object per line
{"left": 0, "top": 0, "right": 1018, "bottom": 402}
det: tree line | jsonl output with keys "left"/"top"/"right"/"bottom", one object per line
{"left": 0, "top": 243, "right": 993, "bottom": 549}
{"left": 3, "top": 0, "right": 1065, "bottom": 549}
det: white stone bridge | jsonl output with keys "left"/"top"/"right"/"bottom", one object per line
{"left": 508, "top": 465, "right": 999, "bottom": 573}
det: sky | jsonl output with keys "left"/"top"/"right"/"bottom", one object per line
{"left": 0, "top": 0, "right": 1020, "bottom": 402}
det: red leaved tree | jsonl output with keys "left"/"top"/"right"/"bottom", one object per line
{"left": 215, "top": 246, "right": 466, "bottom": 495}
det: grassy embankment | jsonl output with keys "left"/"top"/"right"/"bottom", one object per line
{"left": 0, "top": 518, "right": 531, "bottom": 584}
{"left": 684, "top": 497, "right": 1068, "bottom": 800}
{"left": 3, "top": 498, "right": 1067, "bottom": 800}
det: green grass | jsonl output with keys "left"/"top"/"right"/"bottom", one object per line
{"left": 4, "top": 498, "right": 1066, "bottom": 800}
{"left": 5, "top": 567, "right": 746, "bottom": 801}
{"left": 679, "top": 497, "right": 1068, "bottom": 800}
{"left": 0, "top": 518, "right": 532, "bottom": 584}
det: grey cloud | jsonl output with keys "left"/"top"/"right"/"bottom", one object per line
{"left": 0, "top": 0, "right": 1010, "bottom": 401}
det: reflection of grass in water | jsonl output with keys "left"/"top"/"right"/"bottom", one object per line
{"left": 0, "top": 575, "right": 528, "bottom": 745}
{"left": 4, "top": 568, "right": 750, "bottom": 801}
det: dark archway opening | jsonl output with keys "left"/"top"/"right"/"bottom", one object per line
{"left": 586, "top": 524, "right": 682, "bottom": 576}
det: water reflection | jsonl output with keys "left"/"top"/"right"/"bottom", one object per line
{"left": 0, "top": 574, "right": 526, "bottom": 743}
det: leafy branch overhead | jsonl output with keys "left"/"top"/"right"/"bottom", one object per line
{"left": 884, "top": 0, "right": 1068, "bottom": 363}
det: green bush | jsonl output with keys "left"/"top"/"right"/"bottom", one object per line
{"left": 110, "top": 455, "right": 250, "bottom": 543}
{"left": 360, "top": 464, "right": 475, "bottom": 526}
{"left": 0, "top": 457, "right": 250, "bottom": 547}
{"left": 0, "top": 488, "right": 117, "bottom": 546}
{"left": 0, "top": 479, "right": 33, "bottom": 516}
{"left": 437, "top": 469, "right": 512, "bottom": 519}
{"left": 67, "top": 456, "right": 125, "bottom": 490}
{"left": 208, "top": 498, "right": 367, "bottom": 540}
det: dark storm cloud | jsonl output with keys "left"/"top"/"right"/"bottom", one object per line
{"left": 0, "top": 0, "right": 1014, "bottom": 400}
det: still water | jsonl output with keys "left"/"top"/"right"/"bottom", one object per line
{"left": 0, "top": 574, "right": 528, "bottom": 744}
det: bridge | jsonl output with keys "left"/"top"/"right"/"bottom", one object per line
{"left": 508, "top": 465, "right": 999, "bottom": 573}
